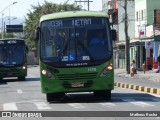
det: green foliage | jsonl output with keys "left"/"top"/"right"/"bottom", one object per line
{"left": 24, "top": 0, "right": 81, "bottom": 47}
{"left": 4, "top": 33, "right": 15, "bottom": 38}
{"left": 0, "top": 33, "right": 14, "bottom": 39}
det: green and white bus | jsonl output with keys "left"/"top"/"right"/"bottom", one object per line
{"left": 35, "top": 11, "right": 116, "bottom": 102}
{"left": 0, "top": 38, "right": 27, "bottom": 81}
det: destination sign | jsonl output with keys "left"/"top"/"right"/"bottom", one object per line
{"left": 49, "top": 18, "right": 105, "bottom": 28}
{"left": 73, "top": 19, "right": 91, "bottom": 26}
{"left": 51, "top": 20, "right": 63, "bottom": 27}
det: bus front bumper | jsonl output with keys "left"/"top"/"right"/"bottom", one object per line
{"left": 0, "top": 67, "right": 27, "bottom": 78}
{"left": 41, "top": 76, "right": 114, "bottom": 94}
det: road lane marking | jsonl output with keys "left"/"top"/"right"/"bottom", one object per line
{"left": 17, "top": 89, "right": 23, "bottom": 94}
{"left": 99, "top": 103, "right": 116, "bottom": 107}
{"left": 122, "top": 99, "right": 154, "bottom": 107}
{"left": 3, "top": 103, "right": 18, "bottom": 110}
{"left": 68, "top": 103, "right": 85, "bottom": 109}
{"left": 34, "top": 102, "right": 52, "bottom": 110}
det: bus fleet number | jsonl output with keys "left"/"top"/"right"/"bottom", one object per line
{"left": 88, "top": 68, "right": 96, "bottom": 72}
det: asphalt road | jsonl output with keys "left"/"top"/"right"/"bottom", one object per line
{"left": 0, "top": 66, "right": 160, "bottom": 120}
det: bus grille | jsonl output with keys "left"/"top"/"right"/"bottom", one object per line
{"left": 0, "top": 68, "right": 20, "bottom": 76}
{"left": 0, "top": 69, "right": 19, "bottom": 73}
{"left": 57, "top": 72, "right": 98, "bottom": 80}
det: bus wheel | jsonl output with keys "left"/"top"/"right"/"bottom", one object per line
{"left": 46, "top": 93, "right": 65, "bottom": 102}
{"left": 18, "top": 77, "right": 26, "bottom": 81}
{"left": 94, "top": 90, "right": 111, "bottom": 100}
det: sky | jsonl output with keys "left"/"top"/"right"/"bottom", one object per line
{"left": 0, "top": 0, "right": 102, "bottom": 25}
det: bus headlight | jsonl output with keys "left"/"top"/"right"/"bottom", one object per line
{"left": 22, "top": 66, "right": 26, "bottom": 69}
{"left": 100, "top": 65, "right": 113, "bottom": 77}
{"left": 42, "top": 69, "right": 55, "bottom": 80}
{"left": 42, "top": 69, "right": 47, "bottom": 75}
{"left": 107, "top": 65, "right": 113, "bottom": 71}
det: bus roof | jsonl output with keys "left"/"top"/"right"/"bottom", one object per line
{"left": 40, "top": 11, "right": 108, "bottom": 22}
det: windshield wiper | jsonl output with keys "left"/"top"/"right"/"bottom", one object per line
{"left": 77, "top": 40, "right": 95, "bottom": 62}
{"left": 62, "top": 32, "right": 71, "bottom": 56}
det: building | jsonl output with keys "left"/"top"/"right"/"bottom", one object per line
{"left": 133, "top": 0, "right": 160, "bottom": 70}
{"left": 102, "top": 0, "right": 119, "bottom": 68}
{"left": 102, "top": 0, "right": 135, "bottom": 69}
{"left": 117, "top": 0, "right": 135, "bottom": 69}
{"left": 103, "top": 0, "right": 160, "bottom": 70}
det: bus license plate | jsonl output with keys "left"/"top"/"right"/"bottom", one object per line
{"left": 71, "top": 83, "right": 84, "bottom": 88}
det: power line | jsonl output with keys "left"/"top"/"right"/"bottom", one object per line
{"left": 74, "top": 0, "right": 93, "bottom": 11}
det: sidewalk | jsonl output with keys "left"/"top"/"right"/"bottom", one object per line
{"left": 115, "top": 68, "right": 160, "bottom": 82}
{"left": 114, "top": 68, "right": 160, "bottom": 95}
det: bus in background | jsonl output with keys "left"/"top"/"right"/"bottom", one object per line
{"left": 34, "top": 11, "right": 116, "bottom": 102}
{"left": 0, "top": 39, "right": 28, "bottom": 81}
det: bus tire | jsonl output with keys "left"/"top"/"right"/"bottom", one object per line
{"left": 106, "top": 90, "right": 111, "bottom": 100}
{"left": 18, "top": 77, "right": 25, "bottom": 81}
{"left": 46, "top": 93, "right": 65, "bottom": 102}
{"left": 94, "top": 90, "right": 111, "bottom": 100}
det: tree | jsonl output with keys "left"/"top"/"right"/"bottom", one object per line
{"left": 0, "top": 33, "right": 14, "bottom": 39}
{"left": 118, "top": 0, "right": 133, "bottom": 74}
{"left": 124, "top": 0, "right": 130, "bottom": 74}
{"left": 24, "top": 0, "right": 81, "bottom": 47}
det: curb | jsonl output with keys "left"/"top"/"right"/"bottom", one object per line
{"left": 114, "top": 82, "right": 160, "bottom": 95}
{"left": 117, "top": 74, "right": 148, "bottom": 79}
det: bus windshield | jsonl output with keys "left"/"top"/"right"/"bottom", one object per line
{"left": 40, "top": 17, "right": 112, "bottom": 67}
{"left": 0, "top": 40, "right": 25, "bottom": 66}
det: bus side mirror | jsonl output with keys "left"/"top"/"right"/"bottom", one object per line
{"left": 111, "top": 29, "right": 116, "bottom": 41}
{"left": 34, "top": 27, "right": 40, "bottom": 41}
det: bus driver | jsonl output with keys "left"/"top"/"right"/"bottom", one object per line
{"left": 89, "top": 31, "right": 106, "bottom": 46}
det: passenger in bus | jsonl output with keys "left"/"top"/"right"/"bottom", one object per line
{"left": 89, "top": 31, "right": 106, "bottom": 46}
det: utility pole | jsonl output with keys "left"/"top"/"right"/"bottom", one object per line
{"left": 75, "top": 0, "right": 93, "bottom": 11}
{"left": 1, "top": 13, "right": 4, "bottom": 39}
{"left": 0, "top": 2, "right": 18, "bottom": 39}
{"left": 124, "top": 0, "right": 130, "bottom": 74}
